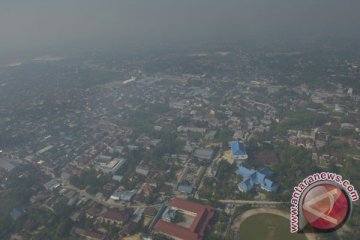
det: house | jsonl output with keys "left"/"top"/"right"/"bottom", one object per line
{"left": 44, "top": 179, "right": 60, "bottom": 191}
{"left": 100, "top": 158, "right": 126, "bottom": 174}
{"left": 132, "top": 208, "right": 145, "bottom": 223}
{"left": 98, "top": 209, "right": 131, "bottom": 226}
{"left": 194, "top": 148, "right": 214, "bottom": 161}
{"left": 0, "top": 158, "right": 17, "bottom": 172}
{"left": 177, "top": 126, "right": 206, "bottom": 134}
{"left": 86, "top": 204, "right": 103, "bottom": 219}
{"left": 140, "top": 183, "right": 155, "bottom": 197}
{"left": 112, "top": 175, "right": 123, "bottom": 182}
{"left": 177, "top": 184, "right": 194, "bottom": 194}
{"left": 135, "top": 164, "right": 150, "bottom": 177}
{"left": 205, "top": 130, "right": 217, "bottom": 140}
{"left": 110, "top": 189, "right": 137, "bottom": 201}
{"left": 236, "top": 166, "right": 277, "bottom": 192}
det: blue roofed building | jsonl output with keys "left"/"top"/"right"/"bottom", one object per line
{"left": 236, "top": 166, "right": 278, "bottom": 192}
{"left": 230, "top": 141, "right": 248, "bottom": 163}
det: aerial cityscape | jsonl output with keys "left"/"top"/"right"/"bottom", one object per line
{"left": 0, "top": 1, "right": 360, "bottom": 240}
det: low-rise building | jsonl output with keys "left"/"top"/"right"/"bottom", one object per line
{"left": 194, "top": 148, "right": 214, "bottom": 161}
{"left": 98, "top": 209, "right": 131, "bottom": 226}
{"left": 44, "top": 179, "right": 61, "bottom": 191}
{"left": 154, "top": 198, "right": 214, "bottom": 240}
{"left": 135, "top": 164, "right": 150, "bottom": 176}
{"left": 230, "top": 141, "right": 248, "bottom": 162}
{"left": 110, "top": 189, "right": 137, "bottom": 201}
{"left": 236, "top": 166, "right": 277, "bottom": 192}
{"left": 100, "top": 158, "right": 126, "bottom": 174}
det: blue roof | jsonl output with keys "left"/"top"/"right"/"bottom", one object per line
{"left": 237, "top": 166, "right": 255, "bottom": 178}
{"left": 230, "top": 141, "right": 247, "bottom": 156}
{"left": 256, "top": 172, "right": 266, "bottom": 183}
{"left": 236, "top": 166, "right": 277, "bottom": 192}
{"left": 238, "top": 180, "right": 253, "bottom": 192}
{"left": 263, "top": 178, "right": 278, "bottom": 192}
{"left": 264, "top": 179, "right": 274, "bottom": 187}
{"left": 258, "top": 167, "right": 273, "bottom": 177}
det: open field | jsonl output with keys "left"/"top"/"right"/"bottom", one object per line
{"left": 238, "top": 213, "right": 307, "bottom": 240}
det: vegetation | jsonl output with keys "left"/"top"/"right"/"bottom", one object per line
{"left": 69, "top": 168, "right": 112, "bottom": 194}
{"left": 237, "top": 213, "right": 307, "bottom": 240}
{"left": 271, "top": 143, "right": 318, "bottom": 201}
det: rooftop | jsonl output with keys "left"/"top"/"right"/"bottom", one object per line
{"left": 230, "top": 141, "right": 247, "bottom": 156}
{"left": 194, "top": 148, "right": 214, "bottom": 160}
{"left": 154, "top": 198, "right": 214, "bottom": 240}
{"left": 236, "top": 166, "right": 277, "bottom": 192}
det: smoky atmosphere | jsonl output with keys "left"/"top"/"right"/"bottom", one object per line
{"left": 0, "top": 0, "right": 360, "bottom": 59}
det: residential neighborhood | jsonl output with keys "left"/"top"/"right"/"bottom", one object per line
{"left": 0, "top": 38, "right": 360, "bottom": 240}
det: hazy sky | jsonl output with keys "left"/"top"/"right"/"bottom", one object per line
{"left": 0, "top": 0, "right": 359, "bottom": 58}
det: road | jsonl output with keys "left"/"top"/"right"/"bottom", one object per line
{"left": 218, "top": 199, "right": 287, "bottom": 206}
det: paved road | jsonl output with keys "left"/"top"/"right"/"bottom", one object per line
{"left": 219, "top": 199, "right": 287, "bottom": 205}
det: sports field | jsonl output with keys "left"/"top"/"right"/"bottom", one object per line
{"left": 238, "top": 213, "right": 307, "bottom": 240}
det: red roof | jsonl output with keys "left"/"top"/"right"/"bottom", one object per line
{"left": 100, "top": 209, "right": 131, "bottom": 223}
{"left": 86, "top": 204, "right": 103, "bottom": 217}
{"left": 154, "top": 198, "right": 214, "bottom": 240}
{"left": 155, "top": 220, "right": 201, "bottom": 240}
{"left": 171, "top": 198, "right": 206, "bottom": 213}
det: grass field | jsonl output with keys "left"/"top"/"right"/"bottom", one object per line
{"left": 238, "top": 213, "right": 307, "bottom": 240}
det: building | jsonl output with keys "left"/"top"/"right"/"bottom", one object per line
{"left": 135, "top": 164, "right": 150, "bottom": 176}
{"left": 140, "top": 183, "right": 155, "bottom": 197}
{"left": 194, "top": 148, "right": 214, "bottom": 161}
{"left": 177, "top": 126, "right": 207, "bottom": 134}
{"left": 110, "top": 189, "right": 137, "bottom": 201}
{"left": 236, "top": 166, "right": 277, "bottom": 192}
{"left": 230, "top": 141, "right": 248, "bottom": 162}
{"left": 154, "top": 198, "right": 214, "bottom": 240}
{"left": 100, "top": 158, "right": 126, "bottom": 174}
{"left": 98, "top": 209, "right": 131, "bottom": 226}
{"left": 85, "top": 205, "right": 103, "bottom": 219}
{"left": 0, "top": 158, "right": 17, "bottom": 172}
{"left": 177, "top": 184, "right": 194, "bottom": 194}
{"left": 112, "top": 175, "right": 123, "bottom": 182}
{"left": 44, "top": 179, "right": 61, "bottom": 191}
{"left": 204, "top": 130, "right": 217, "bottom": 140}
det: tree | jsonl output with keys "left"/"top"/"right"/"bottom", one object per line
{"left": 55, "top": 218, "right": 73, "bottom": 238}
